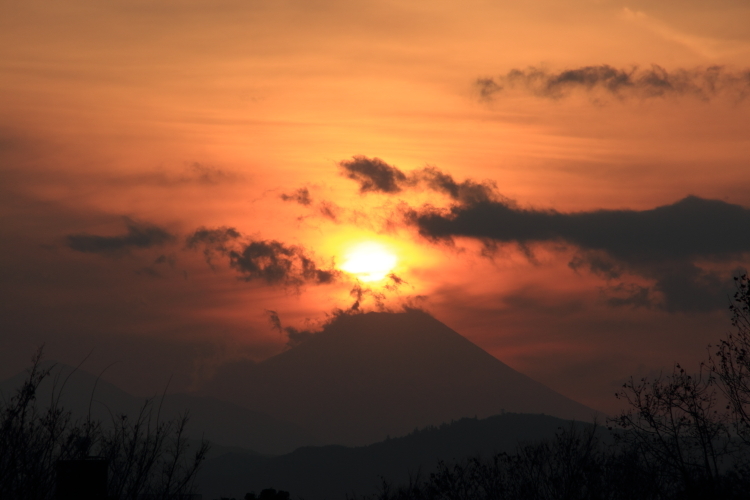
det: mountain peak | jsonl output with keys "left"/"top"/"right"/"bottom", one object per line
{"left": 204, "top": 309, "right": 597, "bottom": 445}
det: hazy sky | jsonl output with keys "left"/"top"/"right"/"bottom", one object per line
{"left": 2, "top": 0, "right": 749, "bottom": 413}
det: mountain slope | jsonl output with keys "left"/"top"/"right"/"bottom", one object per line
{"left": 203, "top": 309, "right": 597, "bottom": 445}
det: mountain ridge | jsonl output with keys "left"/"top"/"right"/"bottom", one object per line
{"left": 198, "top": 412, "right": 598, "bottom": 500}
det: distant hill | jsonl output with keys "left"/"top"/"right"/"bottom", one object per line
{"left": 202, "top": 309, "right": 597, "bottom": 446}
{"left": 0, "top": 362, "right": 315, "bottom": 455}
{"left": 198, "top": 413, "right": 595, "bottom": 500}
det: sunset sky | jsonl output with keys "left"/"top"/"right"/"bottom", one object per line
{"left": 2, "top": 0, "right": 749, "bottom": 414}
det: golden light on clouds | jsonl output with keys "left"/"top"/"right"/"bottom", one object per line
{"left": 340, "top": 241, "right": 398, "bottom": 282}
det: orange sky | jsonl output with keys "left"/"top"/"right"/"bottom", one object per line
{"left": 1, "top": 0, "right": 750, "bottom": 413}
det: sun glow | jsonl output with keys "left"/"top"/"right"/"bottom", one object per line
{"left": 340, "top": 242, "right": 398, "bottom": 282}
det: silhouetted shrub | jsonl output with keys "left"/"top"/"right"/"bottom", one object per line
{"left": 0, "top": 349, "right": 208, "bottom": 500}
{"left": 711, "top": 273, "right": 750, "bottom": 444}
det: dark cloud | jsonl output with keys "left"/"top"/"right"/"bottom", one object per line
{"left": 569, "top": 251, "right": 623, "bottom": 280}
{"left": 601, "top": 283, "right": 652, "bottom": 309}
{"left": 416, "top": 166, "right": 497, "bottom": 204}
{"left": 284, "top": 326, "right": 316, "bottom": 347}
{"left": 136, "top": 255, "right": 179, "bottom": 279}
{"left": 339, "top": 156, "right": 496, "bottom": 204}
{"left": 186, "top": 227, "right": 241, "bottom": 248}
{"left": 229, "top": 240, "right": 339, "bottom": 286}
{"left": 345, "top": 273, "right": 409, "bottom": 312}
{"left": 476, "top": 77, "right": 502, "bottom": 100}
{"left": 286, "top": 303, "right": 422, "bottom": 348}
{"left": 266, "top": 309, "right": 282, "bottom": 333}
{"left": 409, "top": 195, "right": 750, "bottom": 312}
{"left": 280, "top": 187, "right": 312, "bottom": 206}
{"left": 593, "top": 263, "right": 732, "bottom": 313}
{"left": 185, "top": 226, "right": 242, "bottom": 269}
{"left": 339, "top": 157, "right": 750, "bottom": 311}
{"left": 264, "top": 309, "right": 317, "bottom": 346}
{"left": 384, "top": 273, "right": 407, "bottom": 292}
{"left": 66, "top": 220, "right": 174, "bottom": 255}
{"left": 318, "top": 201, "right": 341, "bottom": 221}
{"left": 412, "top": 196, "right": 750, "bottom": 260}
{"left": 135, "top": 266, "right": 162, "bottom": 278}
{"left": 122, "top": 163, "right": 239, "bottom": 187}
{"left": 186, "top": 227, "right": 340, "bottom": 287}
{"left": 477, "top": 65, "right": 750, "bottom": 101}
{"left": 154, "top": 254, "right": 177, "bottom": 268}
{"left": 280, "top": 185, "right": 342, "bottom": 222}
{"left": 184, "top": 162, "right": 238, "bottom": 185}
{"left": 648, "top": 263, "right": 737, "bottom": 313}
{"left": 339, "top": 156, "right": 408, "bottom": 194}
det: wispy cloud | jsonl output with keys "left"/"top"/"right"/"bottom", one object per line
{"left": 125, "top": 162, "right": 240, "bottom": 187}
{"left": 619, "top": 8, "right": 750, "bottom": 59}
{"left": 280, "top": 187, "right": 312, "bottom": 206}
{"left": 476, "top": 65, "right": 750, "bottom": 101}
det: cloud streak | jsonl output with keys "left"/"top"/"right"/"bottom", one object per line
{"left": 280, "top": 186, "right": 341, "bottom": 221}
{"left": 339, "top": 156, "right": 496, "bottom": 204}
{"left": 476, "top": 65, "right": 750, "bottom": 101}
{"left": 411, "top": 196, "right": 750, "bottom": 261}
{"left": 408, "top": 195, "right": 750, "bottom": 311}
{"left": 339, "top": 156, "right": 408, "bottom": 194}
{"left": 66, "top": 220, "right": 175, "bottom": 255}
{"left": 280, "top": 187, "right": 312, "bottom": 206}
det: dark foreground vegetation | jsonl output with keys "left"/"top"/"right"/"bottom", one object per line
{"left": 0, "top": 350, "right": 208, "bottom": 500}
{"left": 350, "top": 275, "right": 750, "bottom": 500}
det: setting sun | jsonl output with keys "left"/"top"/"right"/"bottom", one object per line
{"left": 340, "top": 242, "right": 398, "bottom": 282}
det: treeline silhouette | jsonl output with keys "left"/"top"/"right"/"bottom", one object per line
{"left": 198, "top": 413, "right": 583, "bottom": 499}
{"left": 0, "top": 350, "right": 208, "bottom": 500}
{"left": 354, "top": 275, "right": 750, "bottom": 500}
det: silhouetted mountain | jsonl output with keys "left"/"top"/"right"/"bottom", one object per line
{"left": 202, "top": 309, "right": 597, "bottom": 446}
{"left": 0, "top": 363, "right": 314, "bottom": 455}
{"left": 198, "top": 413, "right": 595, "bottom": 500}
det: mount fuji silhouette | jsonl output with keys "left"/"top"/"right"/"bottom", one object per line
{"left": 203, "top": 309, "right": 596, "bottom": 446}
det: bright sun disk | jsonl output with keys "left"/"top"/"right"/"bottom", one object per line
{"left": 340, "top": 242, "right": 397, "bottom": 282}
